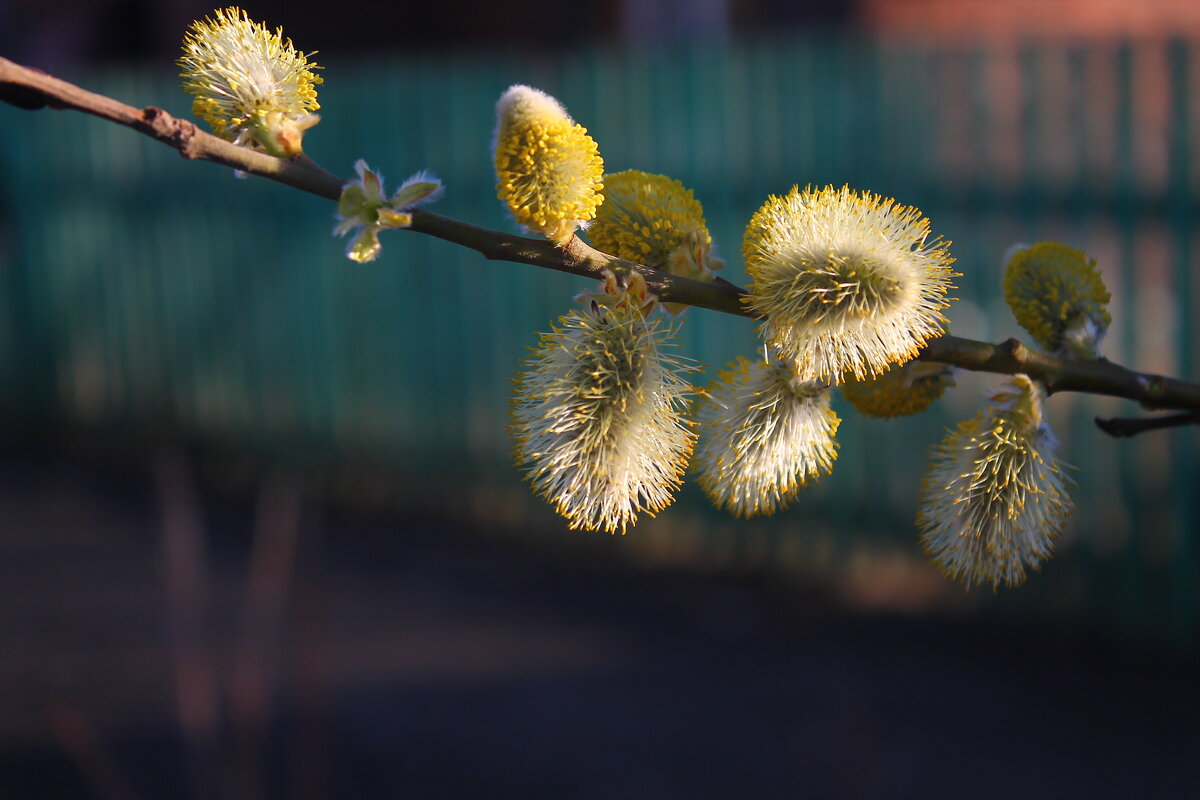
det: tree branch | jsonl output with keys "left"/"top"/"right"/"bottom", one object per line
{"left": 5, "top": 55, "right": 1200, "bottom": 413}
{"left": 0, "top": 57, "right": 345, "bottom": 198}
{"left": 1095, "top": 410, "right": 1200, "bottom": 438}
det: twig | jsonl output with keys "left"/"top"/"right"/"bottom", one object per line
{"left": 0, "top": 57, "right": 344, "bottom": 196}
{"left": 1095, "top": 410, "right": 1200, "bottom": 437}
{"left": 4, "top": 55, "right": 1200, "bottom": 411}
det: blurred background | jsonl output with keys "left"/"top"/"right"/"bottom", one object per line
{"left": 2, "top": 0, "right": 1199, "bottom": 797}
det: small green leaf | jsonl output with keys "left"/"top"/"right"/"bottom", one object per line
{"left": 338, "top": 185, "right": 369, "bottom": 218}
{"left": 347, "top": 227, "right": 381, "bottom": 263}
{"left": 391, "top": 180, "right": 442, "bottom": 210}
{"left": 376, "top": 209, "right": 413, "bottom": 229}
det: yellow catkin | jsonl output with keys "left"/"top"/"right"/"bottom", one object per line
{"left": 840, "top": 360, "right": 955, "bottom": 419}
{"left": 1003, "top": 242, "right": 1111, "bottom": 358}
{"left": 493, "top": 85, "right": 604, "bottom": 244}
{"left": 589, "top": 170, "right": 710, "bottom": 266}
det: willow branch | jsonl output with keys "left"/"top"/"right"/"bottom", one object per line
{"left": 1094, "top": 410, "right": 1200, "bottom": 438}
{"left": 0, "top": 57, "right": 345, "bottom": 198}
{"left": 5, "top": 55, "right": 1200, "bottom": 413}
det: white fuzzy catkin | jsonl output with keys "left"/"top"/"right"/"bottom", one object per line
{"left": 918, "top": 376, "right": 1074, "bottom": 589}
{"left": 511, "top": 304, "right": 695, "bottom": 533}
{"left": 696, "top": 357, "right": 839, "bottom": 518}
{"left": 744, "top": 185, "right": 956, "bottom": 384}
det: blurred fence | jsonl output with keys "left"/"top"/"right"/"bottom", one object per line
{"left": 1, "top": 35, "right": 1197, "bottom": 641}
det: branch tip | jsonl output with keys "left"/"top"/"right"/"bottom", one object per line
{"left": 1095, "top": 410, "right": 1200, "bottom": 438}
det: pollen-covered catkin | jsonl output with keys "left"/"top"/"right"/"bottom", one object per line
{"left": 1003, "top": 241, "right": 1111, "bottom": 359}
{"left": 840, "top": 360, "right": 955, "bottom": 419}
{"left": 511, "top": 302, "right": 695, "bottom": 533}
{"left": 179, "top": 6, "right": 322, "bottom": 156}
{"left": 744, "top": 185, "right": 956, "bottom": 384}
{"left": 493, "top": 85, "right": 604, "bottom": 244}
{"left": 918, "top": 375, "right": 1074, "bottom": 589}
{"left": 696, "top": 357, "right": 839, "bottom": 518}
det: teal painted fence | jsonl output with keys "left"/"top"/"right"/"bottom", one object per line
{"left": 1, "top": 36, "right": 1197, "bottom": 640}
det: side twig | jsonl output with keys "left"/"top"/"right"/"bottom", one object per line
{"left": 4, "top": 55, "right": 1199, "bottom": 412}
{"left": 1095, "top": 410, "right": 1200, "bottom": 438}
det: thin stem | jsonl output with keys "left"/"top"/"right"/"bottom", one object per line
{"left": 4, "top": 56, "right": 1200, "bottom": 411}
{"left": 0, "top": 57, "right": 345, "bottom": 198}
{"left": 1095, "top": 410, "right": 1200, "bottom": 438}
